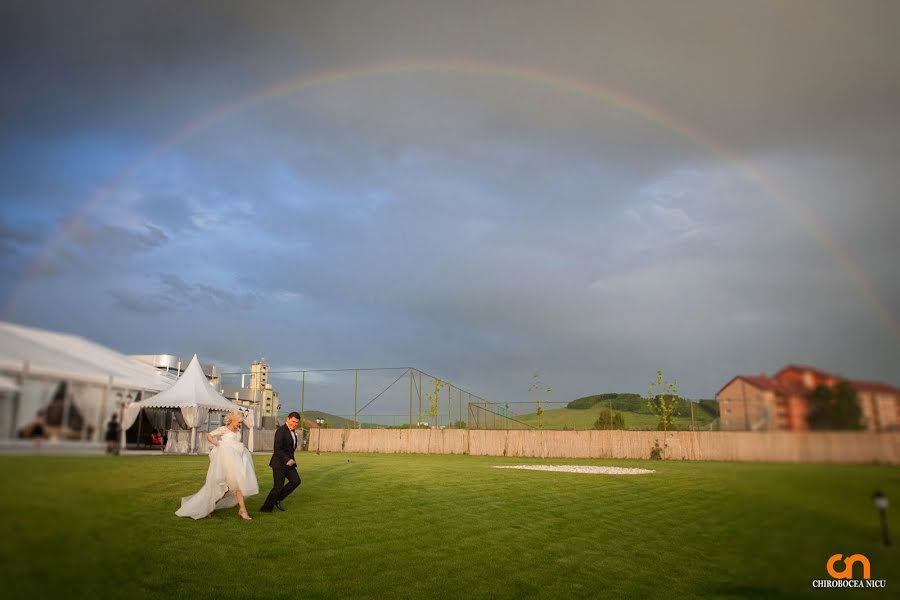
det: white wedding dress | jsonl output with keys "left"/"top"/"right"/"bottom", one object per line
{"left": 176, "top": 426, "right": 260, "bottom": 519}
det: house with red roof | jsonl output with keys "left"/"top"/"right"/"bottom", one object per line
{"left": 716, "top": 364, "right": 899, "bottom": 432}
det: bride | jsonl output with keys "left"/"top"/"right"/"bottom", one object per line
{"left": 176, "top": 410, "right": 259, "bottom": 521}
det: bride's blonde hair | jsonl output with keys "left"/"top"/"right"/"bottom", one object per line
{"left": 223, "top": 410, "right": 244, "bottom": 426}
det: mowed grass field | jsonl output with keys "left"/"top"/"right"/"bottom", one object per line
{"left": 516, "top": 404, "right": 715, "bottom": 430}
{"left": 1, "top": 453, "right": 897, "bottom": 599}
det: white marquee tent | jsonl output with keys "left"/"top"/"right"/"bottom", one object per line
{"left": 124, "top": 354, "right": 254, "bottom": 453}
{"left": 0, "top": 320, "right": 175, "bottom": 440}
{"left": 0, "top": 373, "right": 19, "bottom": 393}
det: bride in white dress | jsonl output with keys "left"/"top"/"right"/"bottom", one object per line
{"left": 176, "top": 410, "right": 259, "bottom": 521}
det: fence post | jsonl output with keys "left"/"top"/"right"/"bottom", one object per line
{"left": 689, "top": 401, "right": 694, "bottom": 431}
{"left": 409, "top": 368, "right": 413, "bottom": 429}
{"left": 354, "top": 369, "right": 358, "bottom": 428}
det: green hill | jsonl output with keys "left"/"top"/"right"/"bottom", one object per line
{"left": 566, "top": 394, "right": 719, "bottom": 418}
{"left": 283, "top": 410, "right": 382, "bottom": 429}
{"left": 566, "top": 393, "right": 645, "bottom": 411}
{"left": 516, "top": 403, "right": 718, "bottom": 431}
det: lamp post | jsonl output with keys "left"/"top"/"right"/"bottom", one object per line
{"left": 316, "top": 418, "right": 324, "bottom": 455}
{"left": 873, "top": 490, "right": 891, "bottom": 546}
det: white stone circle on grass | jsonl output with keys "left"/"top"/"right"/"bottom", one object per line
{"left": 493, "top": 465, "right": 655, "bottom": 475}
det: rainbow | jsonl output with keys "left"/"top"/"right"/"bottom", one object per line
{"left": 6, "top": 59, "right": 898, "bottom": 339}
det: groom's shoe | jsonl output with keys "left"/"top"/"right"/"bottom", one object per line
{"left": 275, "top": 501, "right": 286, "bottom": 512}
{"left": 259, "top": 506, "right": 273, "bottom": 513}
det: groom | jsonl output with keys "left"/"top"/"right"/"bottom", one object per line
{"left": 260, "top": 411, "right": 302, "bottom": 513}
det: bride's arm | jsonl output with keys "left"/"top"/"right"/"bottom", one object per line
{"left": 206, "top": 426, "right": 228, "bottom": 447}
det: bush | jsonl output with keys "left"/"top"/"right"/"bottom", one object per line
{"left": 649, "top": 439, "right": 665, "bottom": 460}
{"left": 593, "top": 408, "right": 626, "bottom": 430}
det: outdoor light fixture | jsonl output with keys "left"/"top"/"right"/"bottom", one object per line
{"left": 873, "top": 490, "right": 891, "bottom": 547}
{"left": 315, "top": 418, "right": 324, "bottom": 455}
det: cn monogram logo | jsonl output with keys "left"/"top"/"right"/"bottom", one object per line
{"left": 827, "top": 554, "right": 871, "bottom": 580}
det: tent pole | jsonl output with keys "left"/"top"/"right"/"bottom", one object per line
{"left": 119, "top": 398, "right": 126, "bottom": 451}
{"left": 61, "top": 382, "right": 71, "bottom": 435}
{"left": 98, "top": 376, "right": 111, "bottom": 443}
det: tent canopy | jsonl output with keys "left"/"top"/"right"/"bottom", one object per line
{"left": 125, "top": 355, "right": 253, "bottom": 451}
{"left": 0, "top": 320, "right": 175, "bottom": 392}
{"left": 0, "top": 373, "right": 19, "bottom": 392}
{"left": 135, "top": 354, "right": 243, "bottom": 412}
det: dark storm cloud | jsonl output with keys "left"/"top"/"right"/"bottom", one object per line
{"left": 0, "top": 221, "right": 36, "bottom": 246}
{"left": 0, "top": 0, "right": 279, "bottom": 137}
{"left": 25, "top": 220, "right": 169, "bottom": 280}
{"left": 3, "top": 1, "right": 898, "bottom": 151}
{"left": 109, "top": 273, "right": 260, "bottom": 314}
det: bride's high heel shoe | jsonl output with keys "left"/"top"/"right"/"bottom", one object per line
{"left": 239, "top": 509, "right": 252, "bottom": 521}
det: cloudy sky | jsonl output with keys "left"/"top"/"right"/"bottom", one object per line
{"left": 2, "top": 1, "right": 898, "bottom": 415}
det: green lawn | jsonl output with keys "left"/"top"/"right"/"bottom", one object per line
{"left": 516, "top": 404, "right": 716, "bottom": 430}
{"left": 1, "top": 453, "right": 897, "bottom": 599}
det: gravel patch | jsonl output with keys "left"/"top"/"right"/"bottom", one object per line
{"left": 493, "top": 465, "right": 655, "bottom": 475}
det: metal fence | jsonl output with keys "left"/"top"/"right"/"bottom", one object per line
{"left": 467, "top": 401, "right": 534, "bottom": 430}
{"left": 219, "top": 367, "right": 492, "bottom": 429}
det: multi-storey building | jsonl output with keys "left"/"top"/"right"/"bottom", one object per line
{"left": 221, "top": 360, "right": 281, "bottom": 419}
{"left": 717, "top": 364, "right": 898, "bottom": 431}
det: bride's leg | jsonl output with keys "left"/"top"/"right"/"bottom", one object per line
{"left": 235, "top": 490, "right": 251, "bottom": 520}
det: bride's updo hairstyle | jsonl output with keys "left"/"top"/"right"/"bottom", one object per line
{"left": 223, "top": 410, "right": 244, "bottom": 426}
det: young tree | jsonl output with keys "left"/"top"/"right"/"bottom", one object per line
{"left": 807, "top": 380, "right": 864, "bottom": 430}
{"left": 529, "top": 371, "right": 552, "bottom": 428}
{"left": 425, "top": 377, "right": 446, "bottom": 429}
{"left": 646, "top": 370, "right": 679, "bottom": 448}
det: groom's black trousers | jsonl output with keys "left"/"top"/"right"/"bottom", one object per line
{"left": 262, "top": 465, "right": 300, "bottom": 509}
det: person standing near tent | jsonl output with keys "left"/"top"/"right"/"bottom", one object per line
{"left": 176, "top": 410, "right": 259, "bottom": 521}
{"left": 105, "top": 414, "right": 120, "bottom": 455}
{"left": 259, "top": 411, "right": 302, "bottom": 513}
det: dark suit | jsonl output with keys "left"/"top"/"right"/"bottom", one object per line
{"left": 260, "top": 424, "right": 301, "bottom": 511}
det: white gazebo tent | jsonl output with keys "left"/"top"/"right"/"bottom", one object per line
{"left": 124, "top": 354, "right": 254, "bottom": 453}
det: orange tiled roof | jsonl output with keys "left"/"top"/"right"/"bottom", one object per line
{"left": 851, "top": 380, "right": 900, "bottom": 395}
{"left": 719, "top": 365, "right": 899, "bottom": 398}
{"left": 773, "top": 364, "right": 839, "bottom": 380}
{"left": 740, "top": 375, "right": 781, "bottom": 391}
{"left": 717, "top": 374, "right": 797, "bottom": 397}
